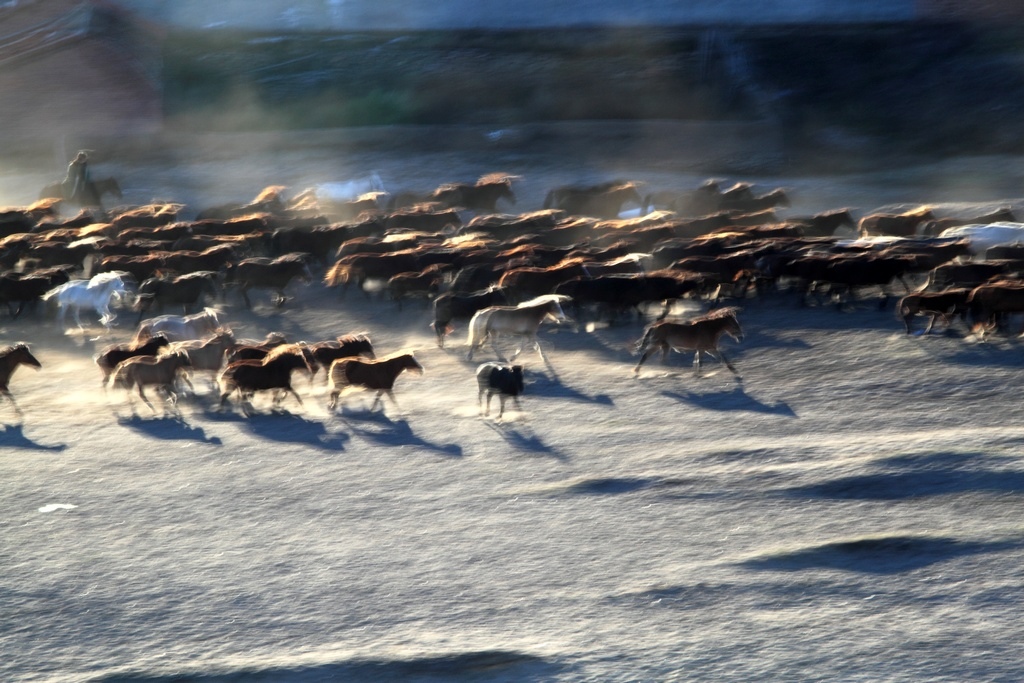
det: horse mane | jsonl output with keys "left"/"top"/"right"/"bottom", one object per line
{"left": 702, "top": 306, "right": 741, "bottom": 320}
{"left": 263, "top": 342, "right": 308, "bottom": 363}
{"left": 337, "top": 333, "right": 370, "bottom": 344}
{"left": 477, "top": 173, "right": 518, "bottom": 186}
{"left": 0, "top": 342, "right": 30, "bottom": 354}
{"left": 516, "top": 294, "right": 573, "bottom": 308}
{"left": 252, "top": 185, "right": 288, "bottom": 204}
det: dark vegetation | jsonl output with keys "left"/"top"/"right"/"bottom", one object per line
{"left": 161, "top": 23, "right": 1024, "bottom": 155}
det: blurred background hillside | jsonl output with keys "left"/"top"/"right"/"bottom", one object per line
{"left": 3, "top": 0, "right": 1024, "bottom": 171}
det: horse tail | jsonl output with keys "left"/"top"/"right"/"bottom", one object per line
{"left": 110, "top": 363, "right": 135, "bottom": 391}
{"left": 466, "top": 308, "right": 497, "bottom": 358}
{"left": 324, "top": 261, "right": 352, "bottom": 287}
{"left": 634, "top": 323, "right": 657, "bottom": 354}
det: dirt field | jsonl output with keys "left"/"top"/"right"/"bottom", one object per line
{"left": 5, "top": 130, "right": 1024, "bottom": 681}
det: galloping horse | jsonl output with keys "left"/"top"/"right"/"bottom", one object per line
{"left": 110, "top": 351, "right": 194, "bottom": 416}
{"left": 543, "top": 181, "right": 643, "bottom": 219}
{"left": 633, "top": 307, "right": 744, "bottom": 377}
{"left": 327, "top": 352, "right": 423, "bottom": 413}
{"left": 134, "top": 307, "right": 224, "bottom": 344}
{"left": 218, "top": 343, "right": 315, "bottom": 416}
{"left": 0, "top": 343, "right": 41, "bottom": 418}
{"left": 466, "top": 294, "right": 572, "bottom": 362}
{"left": 224, "top": 253, "right": 313, "bottom": 308}
{"left": 41, "top": 271, "right": 135, "bottom": 332}
{"left": 430, "top": 174, "right": 517, "bottom": 213}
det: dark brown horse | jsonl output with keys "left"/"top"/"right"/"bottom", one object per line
{"left": 308, "top": 335, "right": 376, "bottom": 379}
{"left": 327, "top": 352, "right": 423, "bottom": 413}
{"left": 95, "top": 334, "right": 171, "bottom": 386}
{"left": 633, "top": 307, "right": 743, "bottom": 377}
{"left": 543, "top": 181, "right": 643, "bottom": 219}
{"left": 429, "top": 174, "right": 517, "bottom": 213}
{"left": 217, "top": 343, "right": 315, "bottom": 415}
{"left": 134, "top": 271, "right": 220, "bottom": 321}
{"left": 224, "top": 253, "right": 313, "bottom": 308}
{"left": 0, "top": 343, "right": 41, "bottom": 418}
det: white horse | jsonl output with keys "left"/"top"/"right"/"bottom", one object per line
{"left": 939, "top": 222, "right": 1024, "bottom": 258}
{"left": 41, "top": 271, "right": 134, "bottom": 332}
{"left": 133, "top": 307, "right": 224, "bottom": 345}
{"left": 466, "top": 294, "right": 572, "bottom": 362}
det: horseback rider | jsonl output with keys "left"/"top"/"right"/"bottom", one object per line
{"left": 62, "top": 150, "right": 92, "bottom": 205}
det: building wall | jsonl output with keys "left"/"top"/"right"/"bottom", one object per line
{"left": 0, "top": 39, "right": 162, "bottom": 143}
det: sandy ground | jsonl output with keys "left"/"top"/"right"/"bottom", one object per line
{"left": 5, "top": 131, "right": 1024, "bottom": 681}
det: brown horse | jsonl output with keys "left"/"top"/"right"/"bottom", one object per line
{"left": 0, "top": 343, "right": 41, "bottom": 418}
{"left": 633, "top": 307, "right": 744, "bottom": 377}
{"left": 109, "top": 351, "right": 193, "bottom": 415}
{"left": 327, "top": 352, "right": 423, "bottom": 413}
{"left": 95, "top": 334, "right": 172, "bottom": 387}
{"left": 217, "top": 343, "right": 315, "bottom": 415}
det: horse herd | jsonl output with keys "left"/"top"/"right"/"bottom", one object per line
{"left": 3, "top": 171, "right": 1024, "bottom": 421}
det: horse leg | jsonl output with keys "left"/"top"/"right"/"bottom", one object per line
{"left": 327, "top": 389, "right": 340, "bottom": 412}
{"left": 923, "top": 314, "right": 938, "bottom": 335}
{"left": 286, "top": 388, "right": 304, "bottom": 408}
{"left": 710, "top": 349, "right": 740, "bottom": 376}
{"left": 137, "top": 386, "right": 156, "bottom": 413}
{"left": 384, "top": 390, "right": 401, "bottom": 414}
{"left": 370, "top": 391, "right": 383, "bottom": 411}
{"left": 532, "top": 338, "right": 548, "bottom": 364}
{"left": 693, "top": 350, "right": 703, "bottom": 376}
{"left": 0, "top": 388, "right": 23, "bottom": 418}
{"left": 633, "top": 347, "right": 655, "bottom": 375}
{"left": 496, "top": 395, "right": 506, "bottom": 419}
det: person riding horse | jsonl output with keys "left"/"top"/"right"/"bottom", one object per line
{"left": 62, "top": 150, "right": 93, "bottom": 205}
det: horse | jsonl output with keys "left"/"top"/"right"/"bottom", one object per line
{"left": 39, "top": 177, "right": 123, "bottom": 208}
{"left": 466, "top": 294, "right": 572, "bottom": 362}
{"left": 543, "top": 181, "right": 643, "bottom": 219}
{"left": 431, "top": 285, "right": 511, "bottom": 348}
{"left": 217, "top": 343, "right": 315, "bottom": 416}
{"left": 0, "top": 343, "right": 41, "bottom": 418}
{"left": 896, "top": 289, "right": 971, "bottom": 335}
{"left": 109, "top": 351, "right": 193, "bottom": 416}
{"left": 633, "top": 307, "right": 744, "bottom": 378}
{"left": 40, "top": 271, "right": 135, "bottom": 332}
{"left": 476, "top": 362, "right": 524, "bottom": 418}
{"left": 223, "top": 253, "right": 313, "bottom": 308}
{"left": 166, "top": 329, "right": 238, "bottom": 387}
{"left": 308, "top": 335, "right": 376, "bottom": 380}
{"left": 134, "top": 307, "right": 224, "bottom": 345}
{"left": 0, "top": 265, "right": 75, "bottom": 318}
{"left": 134, "top": 271, "right": 221, "bottom": 321}
{"left": 95, "top": 334, "right": 172, "bottom": 387}
{"left": 327, "top": 352, "right": 423, "bottom": 413}
{"left": 429, "top": 174, "right": 517, "bottom": 213}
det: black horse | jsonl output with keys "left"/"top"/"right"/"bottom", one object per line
{"left": 135, "top": 271, "right": 221, "bottom": 321}
{"left": 431, "top": 285, "right": 511, "bottom": 348}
